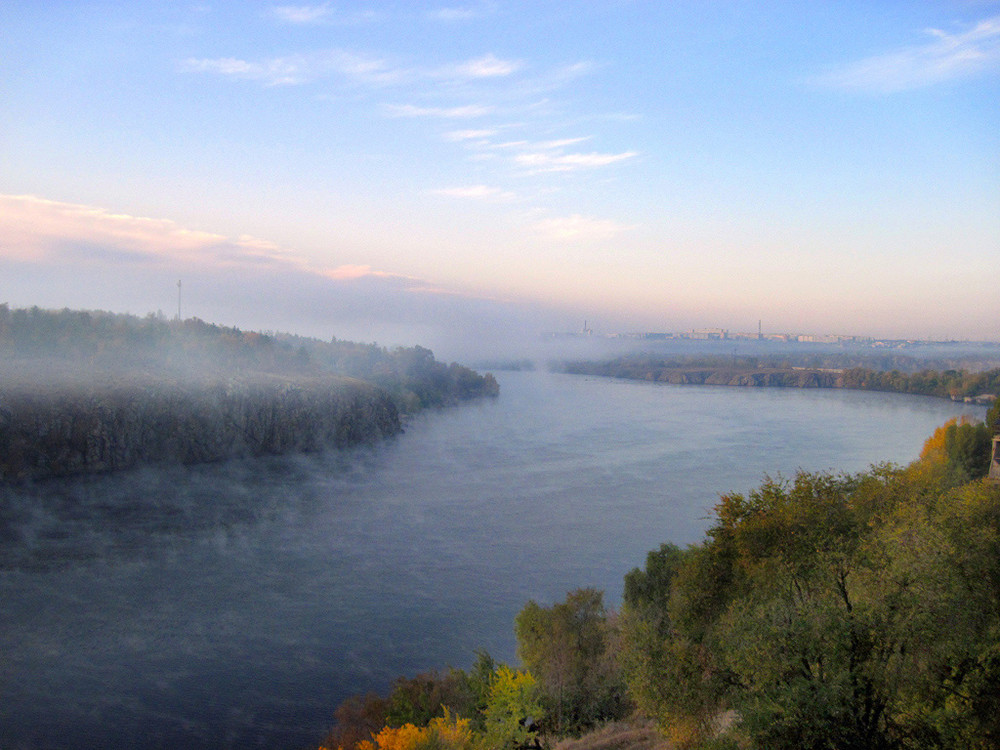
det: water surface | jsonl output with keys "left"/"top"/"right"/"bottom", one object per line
{"left": 0, "top": 372, "right": 984, "bottom": 748}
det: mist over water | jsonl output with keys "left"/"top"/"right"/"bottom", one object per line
{"left": 0, "top": 371, "right": 985, "bottom": 749}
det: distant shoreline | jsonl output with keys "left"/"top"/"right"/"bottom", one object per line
{"left": 559, "top": 360, "right": 999, "bottom": 407}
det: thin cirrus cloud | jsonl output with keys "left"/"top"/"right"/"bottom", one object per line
{"left": 270, "top": 4, "right": 332, "bottom": 24}
{"left": 443, "top": 129, "right": 499, "bottom": 141}
{"left": 181, "top": 50, "right": 402, "bottom": 87}
{"left": 427, "top": 7, "right": 479, "bottom": 22}
{"left": 445, "top": 54, "right": 523, "bottom": 78}
{"left": 270, "top": 4, "right": 482, "bottom": 25}
{"left": 384, "top": 103, "right": 495, "bottom": 118}
{"left": 182, "top": 50, "right": 522, "bottom": 88}
{"left": 815, "top": 14, "right": 1000, "bottom": 92}
{"left": 268, "top": 3, "right": 383, "bottom": 26}
{"left": 515, "top": 150, "right": 638, "bottom": 172}
{"left": 533, "top": 214, "right": 634, "bottom": 243}
{"left": 488, "top": 136, "right": 591, "bottom": 150}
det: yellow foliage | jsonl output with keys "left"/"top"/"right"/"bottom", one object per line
{"left": 358, "top": 723, "right": 423, "bottom": 750}
{"left": 920, "top": 418, "right": 957, "bottom": 461}
{"left": 353, "top": 711, "right": 473, "bottom": 750}
{"left": 919, "top": 415, "right": 983, "bottom": 463}
{"left": 428, "top": 713, "right": 474, "bottom": 748}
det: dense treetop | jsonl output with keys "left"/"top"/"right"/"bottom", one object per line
{"left": 0, "top": 304, "right": 498, "bottom": 409}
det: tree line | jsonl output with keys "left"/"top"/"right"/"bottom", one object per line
{"left": 0, "top": 304, "right": 499, "bottom": 411}
{"left": 320, "top": 407, "right": 1000, "bottom": 750}
{"left": 560, "top": 353, "right": 1000, "bottom": 404}
{"left": 0, "top": 305, "right": 499, "bottom": 479}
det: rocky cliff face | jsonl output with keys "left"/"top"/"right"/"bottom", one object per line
{"left": 0, "top": 376, "right": 401, "bottom": 481}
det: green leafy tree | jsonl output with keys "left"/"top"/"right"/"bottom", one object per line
{"left": 515, "top": 588, "right": 630, "bottom": 734}
{"left": 920, "top": 417, "right": 992, "bottom": 485}
{"left": 870, "top": 479, "right": 1000, "bottom": 748}
{"left": 986, "top": 398, "right": 1000, "bottom": 435}
{"left": 481, "top": 666, "right": 544, "bottom": 750}
{"left": 620, "top": 544, "right": 730, "bottom": 748}
{"left": 457, "top": 651, "right": 501, "bottom": 732}
{"left": 385, "top": 670, "right": 469, "bottom": 728}
{"left": 620, "top": 450, "right": 1000, "bottom": 750}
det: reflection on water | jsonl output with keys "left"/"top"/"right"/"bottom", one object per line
{"left": 0, "top": 372, "right": 984, "bottom": 749}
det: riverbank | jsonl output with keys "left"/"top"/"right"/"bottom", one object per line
{"left": 0, "top": 374, "right": 401, "bottom": 481}
{"left": 559, "top": 357, "right": 999, "bottom": 406}
{"left": 0, "top": 306, "right": 498, "bottom": 481}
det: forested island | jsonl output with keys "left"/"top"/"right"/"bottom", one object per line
{"left": 0, "top": 305, "right": 498, "bottom": 481}
{"left": 318, "top": 407, "right": 1000, "bottom": 750}
{"left": 559, "top": 354, "right": 1000, "bottom": 404}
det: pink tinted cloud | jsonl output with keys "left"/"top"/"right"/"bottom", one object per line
{"left": 0, "top": 194, "right": 304, "bottom": 268}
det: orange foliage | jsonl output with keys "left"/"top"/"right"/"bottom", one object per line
{"left": 919, "top": 416, "right": 979, "bottom": 461}
{"left": 920, "top": 418, "right": 958, "bottom": 461}
{"left": 340, "top": 712, "right": 473, "bottom": 750}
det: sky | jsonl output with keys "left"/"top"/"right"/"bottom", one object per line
{"left": 2, "top": 1, "right": 998, "bottom": 356}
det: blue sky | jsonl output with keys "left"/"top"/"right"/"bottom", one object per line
{"left": 2, "top": 1, "right": 998, "bottom": 353}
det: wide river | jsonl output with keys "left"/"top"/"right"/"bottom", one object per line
{"left": 0, "top": 371, "right": 985, "bottom": 749}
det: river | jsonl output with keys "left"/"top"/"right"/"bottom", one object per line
{"left": 0, "top": 371, "right": 985, "bottom": 749}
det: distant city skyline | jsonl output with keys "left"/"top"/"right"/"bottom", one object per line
{"left": 1, "top": 2, "right": 998, "bottom": 356}
{"left": 545, "top": 321, "right": 999, "bottom": 345}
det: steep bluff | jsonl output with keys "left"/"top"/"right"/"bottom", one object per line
{"left": 0, "top": 305, "right": 500, "bottom": 481}
{"left": 0, "top": 375, "right": 401, "bottom": 481}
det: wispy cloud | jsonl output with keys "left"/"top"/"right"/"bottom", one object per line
{"left": 0, "top": 195, "right": 307, "bottom": 269}
{"left": 516, "top": 150, "right": 638, "bottom": 172}
{"left": 432, "top": 185, "right": 517, "bottom": 201}
{"left": 510, "top": 136, "right": 591, "bottom": 150}
{"left": 181, "top": 38, "right": 635, "bottom": 213}
{"left": 533, "top": 214, "right": 633, "bottom": 243}
{"left": 270, "top": 4, "right": 332, "bottom": 24}
{"left": 445, "top": 54, "right": 522, "bottom": 78}
{"left": 384, "top": 103, "right": 494, "bottom": 118}
{"left": 181, "top": 50, "right": 402, "bottom": 87}
{"left": 816, "top": 15, "right": 1000, "bottom": 92}
{"left": 443, "top": 129, "right": 498, "bottom": 141}
{"left": 541, "top": 137, "right": 591, "bottom": 149}
{"left": 319, "top": 264, "right": 396, "bottom": 280}
{"left": 428, "top": 7, "right": 478, "bottom": 22}
{"left": 0, "top": 195, "right": 441, "bottom": 293}
{"left": 269, "top": 3, "right": 382, "bottom": 25}
{"left": 183, "top": 51, "right": 521, "bottom": 88}
{"left": 182, "top": 56, "right": 303, "bottom": 86}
